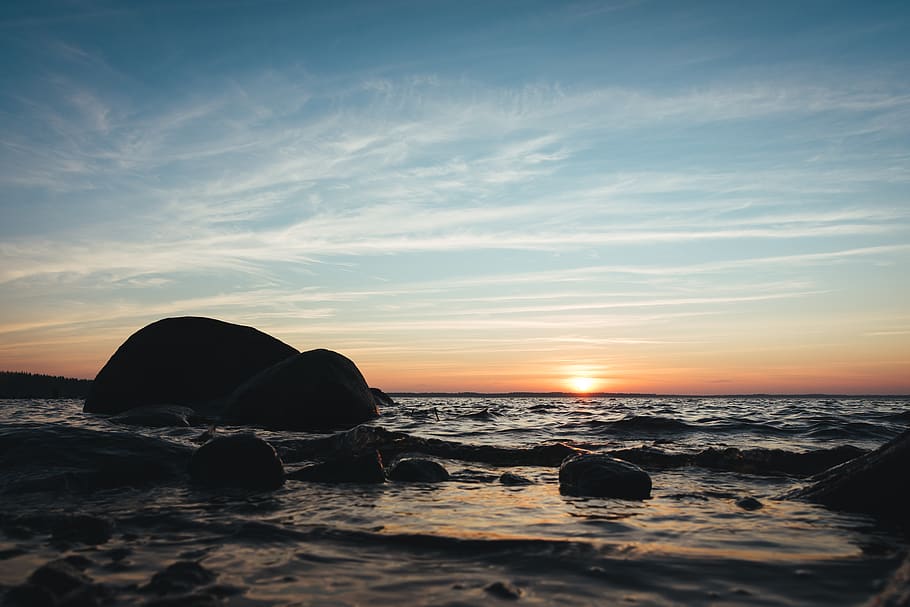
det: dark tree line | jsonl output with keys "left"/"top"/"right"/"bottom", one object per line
{"left": 0, "top": 371, "right": 92, "bottom": 398}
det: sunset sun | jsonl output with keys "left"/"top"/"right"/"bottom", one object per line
{"left": 568, "top": 376, "right": 598, "bottom": 394}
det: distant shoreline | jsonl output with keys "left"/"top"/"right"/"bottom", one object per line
{"left": 1, "top": 371, "right": 906, "bottom": 399}
{"left": 389, "top": 391, "right": 910, "bottom": 398}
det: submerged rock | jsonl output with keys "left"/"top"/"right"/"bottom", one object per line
{"left": 84, "top": 317, "right": 297, "bottom": 415}
{"left": 108, "top": 405, "right": 196, "bottom": 428}
{"left": 0, "top": 425, "right": 192, "bottom": 494}
{"left": 499, "top": 472, "right": 533, "bottom": 486}
{"left": 188, "top": 434, "right": 285, "bottom": 490}
{"left": 288, "top": 451, "right": 385, "bottom": 484}
{"left": 50, "top": 514, "right": 115, "bottom": 545}
{"left": 222, "top": 348, "right": 380, "bottom": 431}
{"left": 559, "top": 453, "right": 652, "bottom": 499}
{"left": 736, "top": 497, "right": 764, "bottom": 511}
{"left": 273, "top": 426, "right": 589, "bottom": 468}
{"left": 388, "top": 458, "right": 450, "bottom": 482}
{"left": 485, "top": 581, "right": 523, "bottom": 600}
{"left": 786, "top": 429, "right": 910, "bottom": 519}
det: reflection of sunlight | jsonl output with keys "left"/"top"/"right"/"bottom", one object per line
{"left": 568, "top": 376, "right": 597, "bottom": 393}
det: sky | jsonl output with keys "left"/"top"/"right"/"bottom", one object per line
{"left": 1, "top": 0, "right": 908, "bottom": 394}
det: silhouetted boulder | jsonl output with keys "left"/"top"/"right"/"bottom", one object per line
{"left": 387, "top": 457, "right": 449, "bottom": 482}
{"left": 787, "top": 429, "right": 910, "bottom": 519}
{"left": 222, "top": 349, "right": 380, "bottom": 431}
{"left": 559, "top": 453, "right": 652, "bottom": 499}
{"left": 288, "top": 451, "right": 385, "bottom": 483}
{"left": 84, "top": 317, "right": 298, "bottom": 415}
{"left": 188, "top": 434, "right": 285, "bottom": 490}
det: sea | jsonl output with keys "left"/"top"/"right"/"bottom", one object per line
{"left": 1, "top": 395, "right": 908, "bottom": 606}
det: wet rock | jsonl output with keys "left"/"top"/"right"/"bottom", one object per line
{"left": 865, "top": 553, "right": 910, "bottom": 607}
{"left": 610, "top": 444, "right": 866, "bottom": 477}
{"left": 222, "top": 349, "right": 380, "bottom": 431}
{"left": 84, "top": 316, "right": 298, "bottom": 415}
{"left": 736, "top": 497, "right": 763, "bottom": 511}
{"left": 143, "top": 561, "right": 216, "bottom": 595}
{"left": 50, "top": 514, "right": 115, "bottom": 545}
{"left": 274, "top": 428, "right": 589, "bottom": 468}
{"left": 485, "top": 581, "right": 522, "bottom": 600}
{"left": 786, "top": 429, "right": 910, "bottom": 519}
{"left": 108, "top": 405, "right": 196, "bottom": 428}
{"left": 188, "top": 434, "right": 285, "bottom": 490}
{"left": 499, "top": 472, "right": 532, "bottom": 486}
{"left": 370, "top": 387, "right": 396, "bottom": 408}
{"left": 609, "top": 446, "right": 688, "bottom": 469}
{"left": 288, "top": 451, "right": 385, "bottom": 483}
{"left": 388, "top": 458, "right": 450, "bottom": 482}
{"left": 694, "top": 445, "right": 866, "bottom": 477}
{"left": 27, "top": 559, "right": 94, "bottom": 601}
{"left": 0, "top": 425, "right": 193, "bottom": 495}
{"left": 559, "top": 453, "right": 652, "bottom": 499}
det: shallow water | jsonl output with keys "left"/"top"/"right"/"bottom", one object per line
{"left": 1, "top": 396, "right": 908, "bottom": 606}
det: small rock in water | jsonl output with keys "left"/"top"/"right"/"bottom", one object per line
{"left": 558, "top": 453, "right": 651, "bottom": 499}
{"left": 50, "top": 514, "right": 115, "bottom": 545}
{"left": 388, "top": 458, "right": 450, "bottom": 482}
{"left": 499, "top": 472, "right": 533, "bottom": 486}
{"left": 188, "top": 434, "right": 285, "bottom": 490}
{"left": 288, "top": 451, "right": 385, "bottom": 483}
{"left": 143, "top": 561, "right": 216, "bottom": 595}
{"left": 736, "top": 497, "right": 764, "bottom": 511}
{"left": 485, "top": 580, "right": 523, "bottom": 600}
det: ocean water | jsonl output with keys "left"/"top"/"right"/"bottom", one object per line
{"left": 1, "top": 395, "right": 908, "bottom": 606}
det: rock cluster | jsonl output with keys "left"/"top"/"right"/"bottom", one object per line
{"left": 83, "top": 317, "right": 385, "bottom": 432}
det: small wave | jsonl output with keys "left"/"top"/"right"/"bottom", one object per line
{"left": 589, "top": 415, "right": 693, "bottom": 432}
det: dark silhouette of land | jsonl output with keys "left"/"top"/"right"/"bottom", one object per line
{"left": 0, "top": 371, "right": 92, "bottom": 398}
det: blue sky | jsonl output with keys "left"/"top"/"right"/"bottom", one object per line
{"left": 1, "top": 0, "right": 908, "bottom": 393}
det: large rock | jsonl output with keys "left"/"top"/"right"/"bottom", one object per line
{"left": 787, "top": 428, "right": 910, "bottom": 519}
{"left": 559, "top": 453, "right": 652, "bottom": 499}
{"left": 188, "top": 434, "right": 285, "bottom": 490}
{"left": 222, "top": 348, "right": 380, "bottom": 431}
{"left": 84, "top": 317, "right": 298, "bottom": 415}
